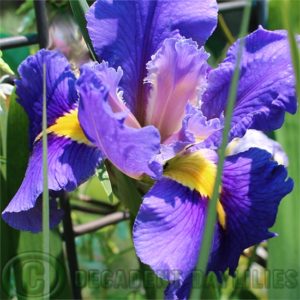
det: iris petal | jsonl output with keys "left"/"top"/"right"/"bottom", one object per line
{"left": 86, "top": 0, "right": 217, "bottom": 118}
{"left": 16, "top": 49, "right": 78, "bottom": 145}
{"left": 208, "top": 148, "right": 293, "bottom": 275}
{"left": 2, "top": 135, "right": 102, "bottom": 232}
{"left": 202, "top": 27, "right": 298, "bottom": 139}
{"left": 77, "top": 65, "right": 162, "bottom": 179}
{"left": 144, "top": 38, "right": 210, "bottom": 141}
{"left": 165, "top": 274, "right": 193, "bottom": 300}
{"left": 133, "top": 178, "right": 207, "bottom": 282}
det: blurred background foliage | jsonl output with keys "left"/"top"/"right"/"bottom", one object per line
{"left": 0, "top": 0, "right": 299, "bottom": 299}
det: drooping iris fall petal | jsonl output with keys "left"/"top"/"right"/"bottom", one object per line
{"left": 133, "top": 148, "right": 293, "bottom": 298}
{"left": 2, "top": 50, "right": 102, "bottom": 232}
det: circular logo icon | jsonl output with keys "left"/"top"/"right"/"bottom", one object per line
{"left": 2, "top": 251, "right": 66, "bottom": 298}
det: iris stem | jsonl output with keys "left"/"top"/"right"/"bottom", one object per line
{"left": 42, "top": 63, "right": 50, "bottom": 299}
{"left": 189, "top": 4, "right": 251, "bottom": 300}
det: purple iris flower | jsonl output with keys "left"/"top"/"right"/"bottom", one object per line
{"left": 77, "top": 0, "right": 296, "bottom": 299}
{"left": 2, "top": 1, "right": 297, "bottom": 298}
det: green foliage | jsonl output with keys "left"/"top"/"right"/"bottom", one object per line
{"left": 0, "top": 51, "right": 14, "bottom": 75}
{"left": 96, "top": 163, "right": 114, "bottom": 203}
{"left": 267, "top": 1, "right": 300, "bottom": 299}
{"left": 69, "top": 0, "right": 97, "bottom": 60}
{"left": 268, "top": 114, "right": 300, "bottom": 300}
{"left": 268, "top": 0, "right": 300, "bottom": 32}
{"left": 0, "top": 90, "right": 27, "bottom": 299}
{"left": 0, "top": 88, "right": 72, "bottom": 299}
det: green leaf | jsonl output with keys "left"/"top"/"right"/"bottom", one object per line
{"left": 0, "top": 51, "right": 14, "bottom": 75}
{"left": 268, "top": 2, "right": 300, "bottom": 299}
{"left": 96, "top": 163, "right": 114, "bottom": 203}
{"left": 268, "top": 0, "right": 300, "bottom": 32}
{"left": 16, "top": 0, "right": 33, "bottom": 15}
{"left": 268, "top": 113, "right": 300, "bottom": 300}
{"left": 69, "top": 0, "right": 97, "bottom": 61}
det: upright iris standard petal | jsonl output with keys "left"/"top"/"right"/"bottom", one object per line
{"left": 133, "top": 178, "right": 207, "bottom": 282}
{"left": 2, "top": 50, "right": 103, "bottom": 232}
{"left": 2, "top": 135, "right": 101, "bottom": 232}
{"left": 16, "top": 49, "right": 78, "bottom": 145}
{"left": 86, "top": 0, "right": 217, "bottom": 117}
{"left": 208, "top": 148, "right": 293, "bottom": 275}
{"left": 144, "top": 38, "right": 210, "bottom": 141}
{"left": 77, "top": 65, "right": 162, "bottom": 179}
{"left": 202, "top": 27, "right": 298, "bottom": 139}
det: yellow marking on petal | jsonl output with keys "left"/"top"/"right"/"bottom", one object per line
{"left": 164, "top": 151, "right": 226, "bottom": 228}
{"left": 164, "top": 152, "right": 216, "bottom": 198}
{"left": 35, "top": 109, "right": 90, "bottom": 144}
{"left": 217, "top": 201, "right": 226, "bottom": 229}
{"left": 226, "top": 137, "right": 240, "bottom": 155}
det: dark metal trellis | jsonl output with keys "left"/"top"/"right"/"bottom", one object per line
{"left": 0, "top": 1, "right": 267, "bottom": 299}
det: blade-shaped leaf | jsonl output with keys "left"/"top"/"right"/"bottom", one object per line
{"left": 69, "top": 0, "right": 97, "bottom": 61}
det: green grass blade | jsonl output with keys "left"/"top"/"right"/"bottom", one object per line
{"left": 42, "top": 63, "right": 50, "bottom": 298}
{"left": 190, "top": 4, "right": 251, "bottom": 299}
{"left": 69, "top": 0, "right": 97, "bottom": 61}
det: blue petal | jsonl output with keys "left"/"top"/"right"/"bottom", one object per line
{"left": 133, "top": 178, "right": 207, "bottom": 282}
{"left": 16, "top": 49, "right": 78, "bottom": 145}
{"left": 201, "top": 27, "right": 298, "bottom": 139}
{"left": 208, "top": 148, "right": 293, "bottom": 275}
{"left": 77, "top": 64, "right": 162, "bottom": 179}
{"left": 165, "top": 274, "right": 193, "bottom": 300}
{"left": 2, "top": 135, "right": 102, "bottom": 232}
{"left": 86, "top": 0, "right": 217, "bottom": 117}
